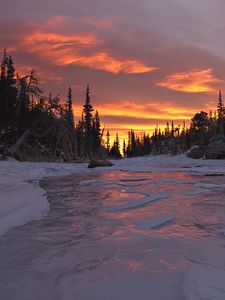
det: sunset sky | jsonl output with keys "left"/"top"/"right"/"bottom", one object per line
{"left": 1, "top": 0, "right": 225, "bottom": 141}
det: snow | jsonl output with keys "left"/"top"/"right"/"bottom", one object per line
{"left": 0, "top": 176, "right": 48, "bottom": 235}
{"left": 110, "top": 154, "right": 225, "bottom": 175}
{"left": 1, "top": 154, "right": 225, "bottom": 299}
{"left": 0, "top": 160, "right": 88, "bottom": 235}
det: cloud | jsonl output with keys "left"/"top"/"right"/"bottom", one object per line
{"left": 157, "top": 69, "right": 222, "bottom": 93}
{"left": 1, "top": 1, "right": 225, "bottom": 140}
{"left": 11, "top": 18, "right": 156, "bottom": 75}
{"left": 96, "top": 100, "right": 197, "bottom": 120}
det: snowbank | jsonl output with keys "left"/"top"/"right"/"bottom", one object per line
{"left": 0, "top": 175, "right": 48, "bottom": 235}
{"left": 0, "top": 160, "right": 88, "bottom": 236}
{"left": 111, "top": 154, "right": 225, "bottom": 175}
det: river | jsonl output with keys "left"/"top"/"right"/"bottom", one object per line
{"left": 1, "top": 168, "right": 225, "bottom": 299}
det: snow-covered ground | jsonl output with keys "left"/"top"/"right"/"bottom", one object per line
{"left": 0, "top": 159, "right": 88, "bottom": 235}
{"left": 1, "top": 155, "right": 225, "bottom": 300}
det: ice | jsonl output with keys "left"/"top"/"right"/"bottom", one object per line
{"left": 1, "top": 155, "right": 225, "bottom": 299}
{"left": 216, "top": 229, "right": 225, "bottom": 236}
{"left": 195, "top": 182, "right": 225, "bottom": 189}
{"left": 183, "top": 189, "right": 208, "bottom": 195}
{"left": 79, "top": 179, "right": 114, "bottom": 186}
{"left": 104, "top": 193, "right": 169, "bottom": 212}
{"left": 117, "top": 182, "right": 145, "bottom": 187}
{"left": 137, "top": 214, "right": 174, "bottom": 230}
{"left": 159, "top": 178, "right": 195, "bottom": 185}
{"left": 119, "top": 177, "right": 150, "bottom": 182}
{"left": 183, "top": 265, "right": 225, "bottom": 300}
{"left": 1, "top": 154, "right": 225, "bottom": 236}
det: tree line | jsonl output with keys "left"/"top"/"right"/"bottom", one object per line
{"left": 119, "top": 92, "right": 225, "bottom": 158}
{"left": 1, "top": 50, "right": 225, "bottom": 161}
{"left": 0, "top": 50, "right": 104, "bottom": 161}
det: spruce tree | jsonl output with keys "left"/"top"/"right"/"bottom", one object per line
{"left": 217, "top": 91, "right": 224, "bottom": 118}
{"left": 106, "top": 130, "right": 110, "bottom": 156}
{"left": 217, "top": 91, "right": 224, "bottom": 135}
{"left": 0, "top": 51, "right": 18, "bottom": 155}
{"left": 83, "top": 85, "right": 93, "bottom": 133}
{"left": 110, "top": 133, "right": 122, "bottom": 159}
{"left": 123, "top": 140, "right": 126, "bottom": 157}
{"left": 18, "top": 76, "right": 30, "bottom": 134}
{"left": 93, "top": 110, "right": 101, "bottom": 155}
{"left": 83, "top": 85, "right": 94, "bottom": 156}
{"left": 65, "top": 86, "right": 75, "bottom": 129}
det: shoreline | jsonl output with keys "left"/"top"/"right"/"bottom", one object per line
{"left": 0, "top": 160, "right": 89, "bottom": 236}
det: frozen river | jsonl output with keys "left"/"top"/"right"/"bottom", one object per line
{"left": 1, "top": 162, "right": 225, "bottom": 299}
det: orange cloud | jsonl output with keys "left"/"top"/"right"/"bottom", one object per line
{"left": 96, "top": 101, "right": 196, "bottom": 120}
{"left": 24, "top": 32, "right": 97, "bottom": 46}
{"left": 56, "top": 51, "right": 155, "bottom": 74}
{"left": 17, "top": 24, "right": 155, "bottom": 74}
{"left": 157, "top": 69, "right": 222, "bottom": 93}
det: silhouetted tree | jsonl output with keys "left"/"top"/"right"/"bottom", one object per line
{"left": 65, "top": 86, "right": 75, "bottom": 129}
{"left": 217, "top": 91, "right": 225, "bottom": 135}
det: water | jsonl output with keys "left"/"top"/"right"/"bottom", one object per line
{"left": 1, "top": 170, "right": 225, "bottom": 299}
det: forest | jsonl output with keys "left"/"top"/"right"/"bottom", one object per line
{"left": 1, "top": 50, "right": 225, "bottom": 161}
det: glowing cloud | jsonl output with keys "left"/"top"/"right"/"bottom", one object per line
{"left": 19, "top": 27, "right": 155, "bottom": 74}
{"left": 157, "top": 69, "right": 222, "bottom": 93}
{"left": 56, "top": 51, "right": 155, "bottom": 74}
{"left": 97, "top": 101, "right": 196, "bottom": 120}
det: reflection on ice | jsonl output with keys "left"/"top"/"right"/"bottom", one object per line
{"left": 137, "top": 214, "right": 174, "bottom": 230}
{"left": 103, "top": 193, "right": 169, "bottom": 212}
{"left": 119, "top": 177, "right": 151, "bottom": 182}
{"left": 1, "top": 168, "right": 225, "bottom": 300}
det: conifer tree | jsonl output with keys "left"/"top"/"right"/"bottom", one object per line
{"left": 83, "top": 85, "right": 94, "bottom": 156}
{"left": 83, "top": 85, "right": 93, "bottom": 133}
{"left": 217, "top": 91, "right": 224, "bottom": 135}
{"left": 123, "top": 140, "right": 126, "bottom": 157}
{"left": 110, "top": 133, "right": 122, "bottom": 159}
{"left": 65, "top": 86, "right": 75, "bottom": 129}
{"left": 217, "top": 91, "right": 224, "bottom": 118}
{"left": 18, "top": 76, "right": 30, "bottom": 134}
{"left": 106, "top": 130, "right": 110, "bottom": 156}
{"left": 93, "top": 110, "right": 101, "bottom": 155}
{"left": 0, "top": 50, "right": 18, "bottom": 156}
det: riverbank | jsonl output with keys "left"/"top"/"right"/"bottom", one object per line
{"left": 0, "top": 159, "right": 89, "bottom": 235}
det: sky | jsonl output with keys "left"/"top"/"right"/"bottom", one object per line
{"left": 1, "top": 0, "right": 225, "bottom": 141}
